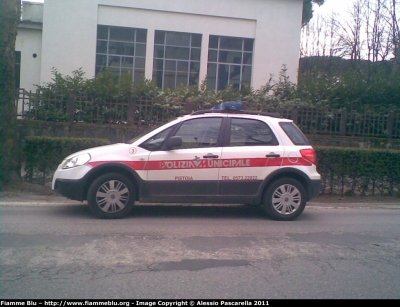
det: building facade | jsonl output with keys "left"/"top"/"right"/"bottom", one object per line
{"left": 16, "top": 0, "right": 303, "bottom": 92}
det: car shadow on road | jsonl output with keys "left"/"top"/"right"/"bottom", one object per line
{"left": 51, "top": 203, "right": 274, "bottom": 220}
{"left": 132, "top": 204, "right": 266, "bottom": 219}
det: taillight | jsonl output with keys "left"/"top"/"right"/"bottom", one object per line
{"left": 300, "top": 148, "right": 317, "bottom": 165}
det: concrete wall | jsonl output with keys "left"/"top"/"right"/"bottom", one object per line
{"left": 38, "top": 0, "right": 303, "bottom": 88}
{"left": 15, "top": 25, "right": 42, "bottom": 92}
{"left": 18, "top": 121, "right": 151, "bottom": 145}
{"left": 21, "top": 2, "right": 44, "bottom": 23}
{"left": 16, "top": 2, "right": 43, "bottom": 92}
{"left": 306, "top": 135, "right": 400, "bottom": 150}
{"left": 18, "top": 120, "right": 400, "bottom": 149}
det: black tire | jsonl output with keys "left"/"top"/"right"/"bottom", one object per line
{"left": 262, "top": 178, "right": 306, "bottom": 221}
{"left": 87, "top": 173, "right": 135, "bottom": 219}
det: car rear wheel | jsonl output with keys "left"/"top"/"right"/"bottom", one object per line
{"left": 87, "top": 173, "right": 135, "bottom": 219}
{"left": 263, "top": 178, "right": 306, "bottom": 221}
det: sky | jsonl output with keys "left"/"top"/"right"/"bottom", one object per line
{"left": 26, "top": 0, "right": 354, "bottom": 15}
{"left": 313, "top": 0, "right": 353, "bottom": 19}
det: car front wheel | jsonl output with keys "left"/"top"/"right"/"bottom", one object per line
{"left": 87, "top": 173, "right": 135, "bottom": 219}
{"left": 263, "top": 178, "right": 306, "bottom": 221}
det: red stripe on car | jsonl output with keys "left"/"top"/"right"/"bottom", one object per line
{"left": 88, "top": 157, "right": 312, "bottom": 171}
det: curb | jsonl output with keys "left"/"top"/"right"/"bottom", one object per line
{"left": 1, "top": 197, "right": 399, "bottom": 209}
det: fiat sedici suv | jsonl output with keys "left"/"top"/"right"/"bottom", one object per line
{"left": 52, "top": 102, "right": 321, "bottom": 220}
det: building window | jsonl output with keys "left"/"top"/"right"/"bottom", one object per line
{"left": 153, "top": 30, "right": 201, "bottom": 89}
{"left": 15, "top": 51, "right": 21, "bottom": 88}
{"left": 207, "top": 35, "right": 253, "bottom": 91}
{"left": 96, "top": 25, "right": 147, "bottom": 83}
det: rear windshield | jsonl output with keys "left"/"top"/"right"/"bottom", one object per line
{"left": 279, "top": 122, "right": 310, "bottom": 146}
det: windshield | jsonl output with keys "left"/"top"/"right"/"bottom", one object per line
{"left": 126, "top": 125, "right": 161, "bottom": 144}
{"left": 126, "top": 118, "right": 179, "bottom": 144}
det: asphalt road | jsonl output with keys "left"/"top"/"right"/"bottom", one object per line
{"left": 0, "top": 197, "right": 399, "bottom": 299}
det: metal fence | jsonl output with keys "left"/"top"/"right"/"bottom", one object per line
{"left": 15, "top": 88, "right": 188, "bottom": 125}
{"left": 15, "top": 88, "right": 400, "bottom": 139}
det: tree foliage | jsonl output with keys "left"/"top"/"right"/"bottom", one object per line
{"left": 298, "top": 56, "right": 400, "bottom": 111}
{"left": 302, "top": 0, "right": 325, "bottom": 26}
{"left": 299, "top": 0, "right": 400, "bottom": 111}
{"left": 26, "top": 59, "right": 400, "bottom": 129}
{"left": 301, "top": 0, "right": 399, "bottom": 65}
{"left": 0, "top": 0, "right": 21, "bottom": 188}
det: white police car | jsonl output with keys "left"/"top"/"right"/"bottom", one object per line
{"left": 52, "top": 102, "right": 321, "bottom": 220}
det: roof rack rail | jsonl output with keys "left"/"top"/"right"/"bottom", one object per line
{"left": 191, "top": 109, "right": 281, "bottom": 118}
{"left": 191, "top": 101, "right": 282, "bottom": 118}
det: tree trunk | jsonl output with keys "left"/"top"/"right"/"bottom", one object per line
{"left": 392, "top": 0, "right": 399, "bottom": 73}
{"left": 0, "top": 0, "right": 21, "bottom": 188}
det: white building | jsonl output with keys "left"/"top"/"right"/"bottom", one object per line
{"left": 16, "top": 0, "right": 304, "bottom": 92}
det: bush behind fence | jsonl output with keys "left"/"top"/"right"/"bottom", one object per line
{"left": 23, "top": 136, "right": 110, "bottom": 185}
{"left": 315, "top": 146, "right": 400, "bottom": 197}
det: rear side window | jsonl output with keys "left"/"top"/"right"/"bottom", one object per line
{"left": 229, "top": 118, "right": 279, "bottom": 146}
{"left": 279, "top": 122, "right": 310, "bottom": 145}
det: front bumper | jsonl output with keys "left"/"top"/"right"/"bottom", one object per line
{"left": 54, "top": 178, "right": 86, "bottom": 201}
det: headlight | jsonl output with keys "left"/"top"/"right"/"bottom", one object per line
{"left": 62, "top": 153, "right": 91, "bottom": 169}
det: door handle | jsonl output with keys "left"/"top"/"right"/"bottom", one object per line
{"left": 266, "top": 153, "right": 280, "bottom": 158}
{"left": 203, "top": 154, "right": 219, "bottom": 159}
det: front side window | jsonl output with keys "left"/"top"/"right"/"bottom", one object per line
{"left": 207, "top": 35, "right": 253, "bottom": 91}
{"left": 174, "top": 118, "right": 222, "bottom": 149}
{"left": 96, "top": 25, "right": 147, "bottom": 83}
{"left": 140, "top": 126, "right": 175, "bottom": 151}
{"left": 230, "top": 118, "right": 278, "bottom": 146}
{"left": 153, "top": 30, "right": 202, "bottom": 89}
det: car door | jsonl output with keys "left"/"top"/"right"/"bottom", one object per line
{"left": 218, "top": 117, "right": 284, "bottom": 196}
{"left": 146, "top": 116, "right": 224, "bottom": 200}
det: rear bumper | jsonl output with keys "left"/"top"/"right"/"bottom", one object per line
{"left": 308, "top": 179, "right": 322, "bottom": 200}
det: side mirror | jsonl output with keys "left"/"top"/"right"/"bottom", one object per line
{"left": 165, "top": 136, "right": 182, "bottom": 149}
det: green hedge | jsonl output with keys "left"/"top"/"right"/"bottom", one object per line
{"left": 21, "top": 137, "right": 400, "bottom": 196}
{"left": 315, "top": 146, "right": 400, "bottom": 196}
{"left": 23, "top": 136, "right": 110, "bottom": 184}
